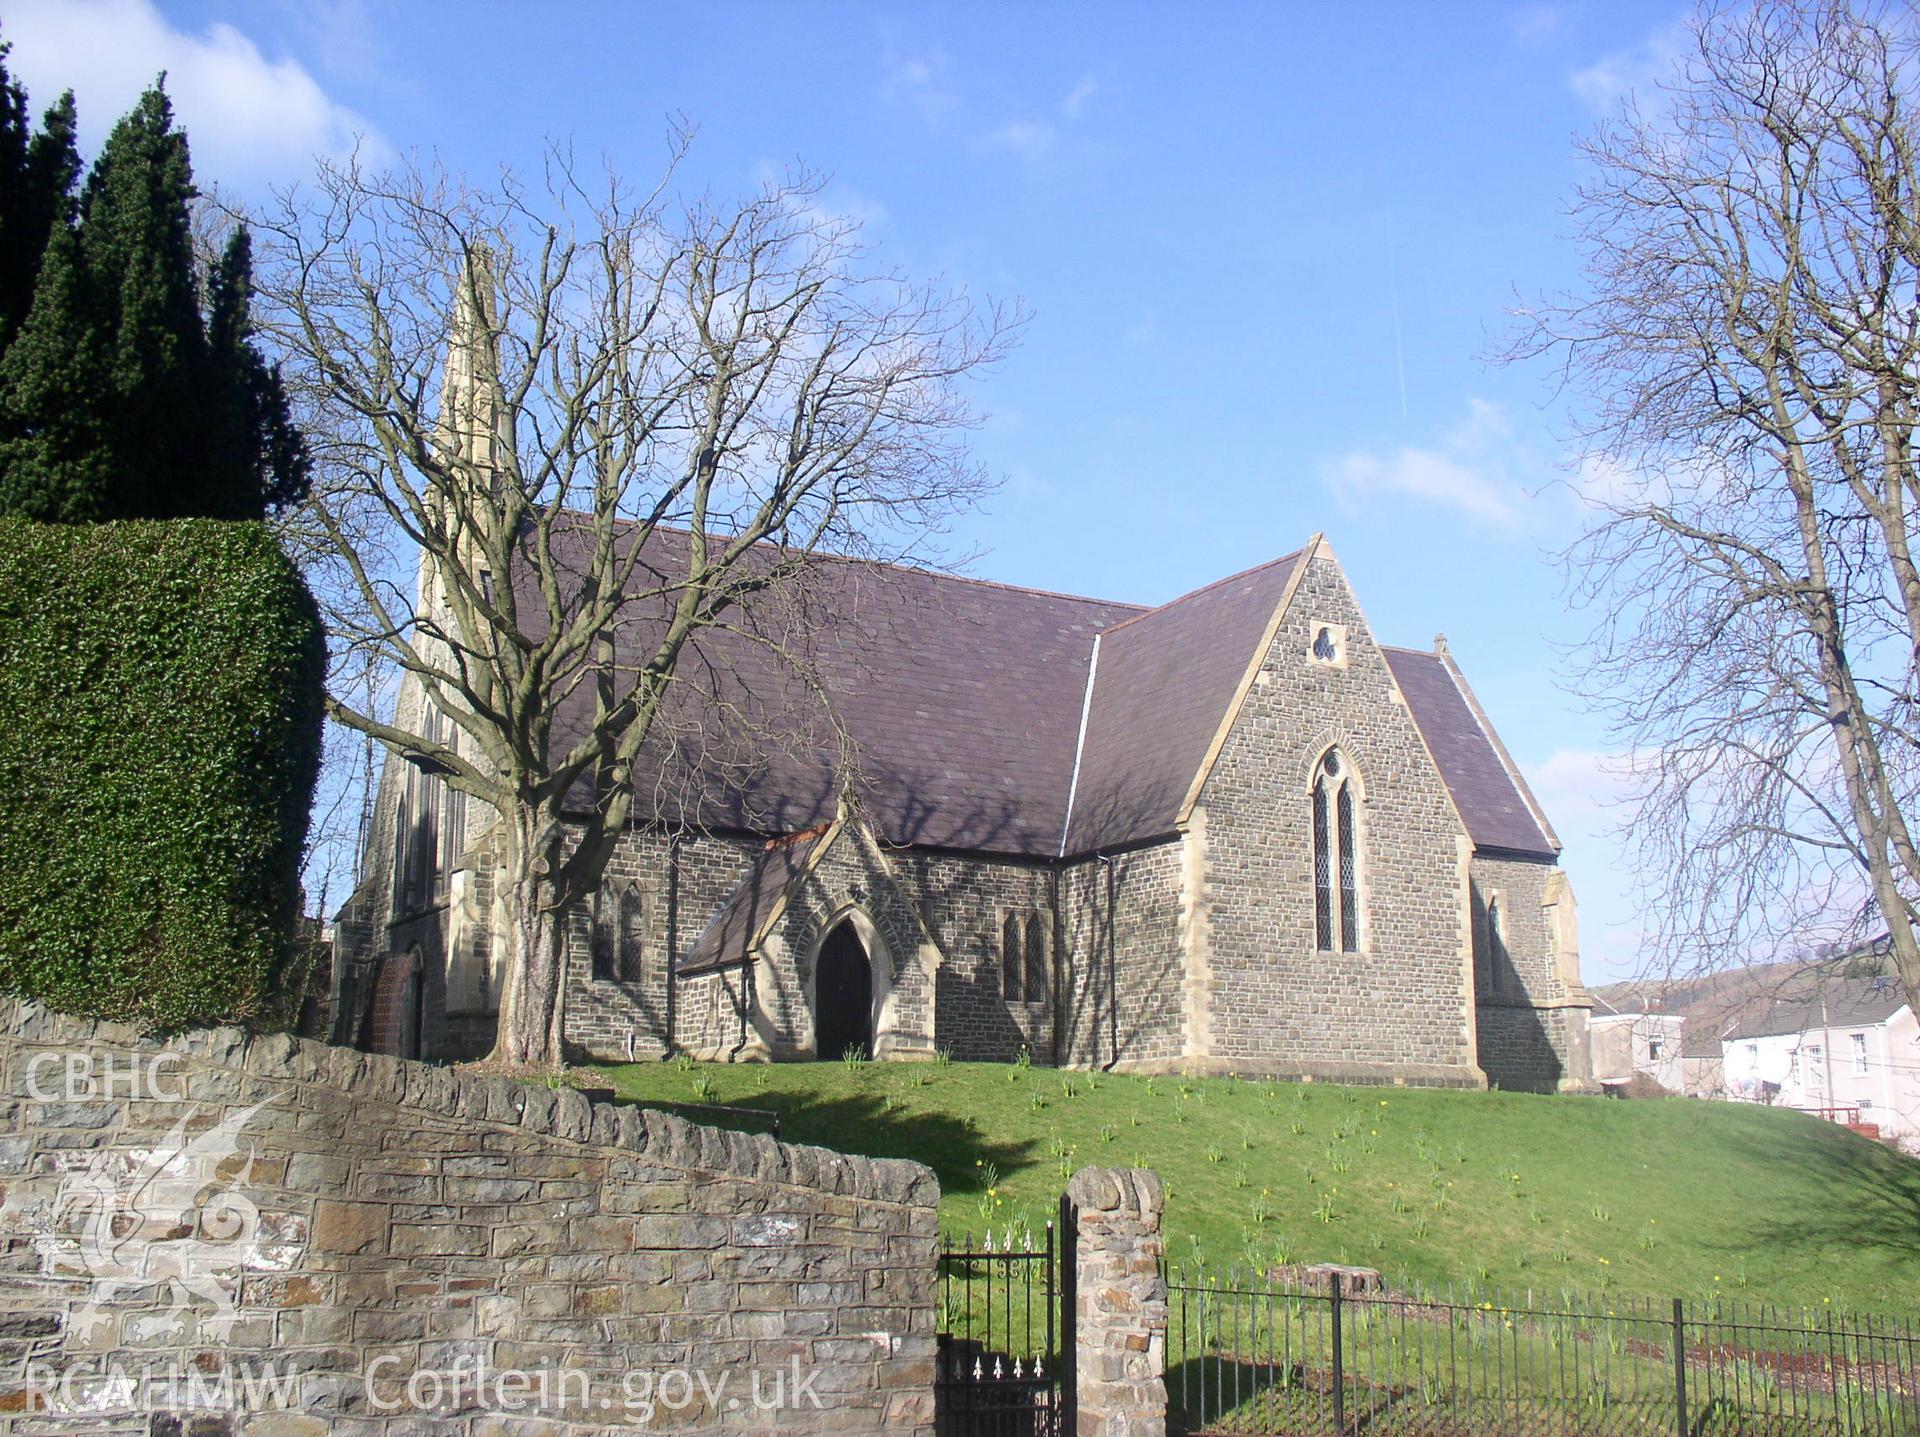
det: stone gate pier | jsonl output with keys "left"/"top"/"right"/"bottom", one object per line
{"left": 1068, "top": 1166, "right": 1169, "bottom": 1437}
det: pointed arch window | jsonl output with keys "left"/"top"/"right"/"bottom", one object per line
{"left": 1312, "top": 749, "right": 1362, "bottom": 953}
{"left": 1023, "top": 913, "right": 1048, "bottom": 1007}
{"left": 1002, "top": 913, "right": 1023, "bottom": 1001}
{"left": 619, "top": 887, "right": 647, "bottom": 984}
{"left": 1487, "top": 896, "right": 1508, "bottom": 995}
{"left": 593, "top": 884, "right": 649, "bottom": 985}
{"left": 590, "top": 891, "right": 616, "bottom": 982}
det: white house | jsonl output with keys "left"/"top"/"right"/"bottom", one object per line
{"left": 1720, "top": 976, "right": 1920, "bottom": 1140}
{"left": 1589, "top": 1010, "right": 1687, "bottom": 1092}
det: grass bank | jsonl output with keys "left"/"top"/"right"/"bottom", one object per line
{"left": 594, "top": 1056, "right": 1920, "bottom": 1313}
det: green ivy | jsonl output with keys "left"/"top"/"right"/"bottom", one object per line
{"left": 0, "top": 518, "right": 323, "bottom": 1027}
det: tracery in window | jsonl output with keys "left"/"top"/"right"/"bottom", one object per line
{"left": 1312, "top": 783, "right": 1333, "bottom": 950}
{"left": 590, "top": 890, "right": 615, "bottom": 982}
{"left": 1312, "top": 748, "right": 1361, "bottom": 951}
{"left": 619, "top": 887, "right": 647, "bottom": 984}
{"left": 1023, "top": 912, "right": 1047, "bottom": 1005}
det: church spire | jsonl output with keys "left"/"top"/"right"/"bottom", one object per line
{"left": 422, "top": 246, "right": 510, "bottom": 617}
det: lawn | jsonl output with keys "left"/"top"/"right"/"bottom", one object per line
{"left": 593, "top": 1056, "right": 1920, "bottom": 1314}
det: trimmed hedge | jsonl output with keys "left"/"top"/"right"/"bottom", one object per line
{"left": 0, "top": 518, "right": 323, "bottom": 1027}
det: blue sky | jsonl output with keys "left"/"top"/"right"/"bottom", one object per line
{"left": 5, "top": 0, "right": 1697, "bottom": 979}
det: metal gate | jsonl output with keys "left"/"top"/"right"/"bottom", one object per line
{"left": 935, "top": 1191, "right": 1076, "bottom": 1436}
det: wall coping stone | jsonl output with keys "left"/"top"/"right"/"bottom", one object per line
{"left": 0, "top": 994, "right": 938, "bottom": 1209}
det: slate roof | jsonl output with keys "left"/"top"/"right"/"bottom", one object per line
{"left": 1723, "top": 974, "right": 1910, "bottom": 1041}
{"left": 677, "top": 826, "right": 835, "bottom": 976}
{"left": 536, "top": 521, "right": 1140, "bottom": 854}
{"left": 1063, "top": 554, "right": 1301, "bottom": 853}
{"left": 530, "top": 521, "right": 1553, "bottom": 862}
{"left": 1593, "top": 942, "right": 1899, "bottom": 1055}
{"left": 1380, "top": 647, "right": 1557, "bottom": 858}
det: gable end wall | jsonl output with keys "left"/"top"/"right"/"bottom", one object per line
{"left": 1194, "top": 550, "right": 1481, "bottom": 1083}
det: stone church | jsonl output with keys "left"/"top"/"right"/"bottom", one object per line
{"left": 334, "top": 493, "right": 1594, "bottom": 1090}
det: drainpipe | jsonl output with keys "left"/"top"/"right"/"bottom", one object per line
{"left": 663, "top": 831, "right": 680, "bottom": 1058}
{"left": 1822, "top": 993, "right": 1834, "bottom": 1118}
{"left": 1100, "top": 854, "right": 1118, "bottom": 1071}
{"left": 729, "top": 960, "right": 755, "bottom": 1063}
{"left": 1048, "top": 866, "right": 1063, "bottom": 1064}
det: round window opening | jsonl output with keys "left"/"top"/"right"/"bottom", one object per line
{"left": 1322, "top": 750, "right": 1342, "bottom": 779}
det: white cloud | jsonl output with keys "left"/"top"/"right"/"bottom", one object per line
{"left": 885, "top": 50, "right": 1101, "bottom": 165}
{"left": 1061, "top": 73, "right": 1099, "bottom": 121}
{"left": 1330, "top": 448, "right": 1525, "bottom": 528}
{"left": 880, "top": 52, "right": 960, "bottom": 125}
{"left": 1323, "top": 398, "right": 1535, "bottom": 530}
{"left": 1121, "top": 312, "right": 1160, "bottom": 348}
{"left": 1569, "top": 18, "right": 1690, "bottom": 112}
{"left": 1508, "top": 4, "right": 1572, "bottom": 48}
{"left": 748, "top": 161, "right": 890, "bottom": 236}
{"left": 1571, "top": 448, "right": 1710, "bottom": 512}
{"left": 1525, "top": 746, "right": 1641, "bottom": 834}
{"left": 983, "top": 73, "right": 1103, "bottom": 160}
{"left": 985, "top": 118, "right": 1056, "bottom": 159}
{"left": 2, "top": 0, "right": 388, "bottom": 189}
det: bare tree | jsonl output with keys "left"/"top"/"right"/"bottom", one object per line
{"left": 249, "top": 144, "right": 1016, "bottom": 1065}
{"left": 1515, "top": 0, "right": 1920, "bottom": 997}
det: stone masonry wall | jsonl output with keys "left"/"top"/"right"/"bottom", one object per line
{"left": 0, "top": 996, "right": 938, "bottom": 1435}
{"left": 349, "top": 789, "right": 1075, "bottom": 1067}
{"left": 1069, "top": 1167, "right": 1168, "bottom": 1437}
{"left": 676, "top": 965, "right": 753, "bottom": 1059}
{"left": 892, "top": 849, "right": 1056, "bottom": 1064}
{"left": 1477, "top": 1004, "right": 1590, "bottom": 1095}
{"left": 1470, "top": 855, "right": 1593, "bottom": 1093}
{"left": 1057, "top": 845, "right": 1187, "bottom": 1072}
{"left": 755, "top": 825, "right": 936, "bottom": 1061}
{"left": 1198, "top": 551, "right": 1481, "bottom": 1084}
{"left": 571, "top": 830, "right": 757, "bottom": 1064}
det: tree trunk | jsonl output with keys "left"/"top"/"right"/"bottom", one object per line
{"left": 489, "top": 843, "right": 568, "bottom": 1066}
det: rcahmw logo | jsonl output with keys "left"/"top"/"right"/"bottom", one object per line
{"left": 23, "top": 1085, "right": 291, "bottom": 1343}
{"left": 26, "top": 1051, "right": 186, "bottom": 1102}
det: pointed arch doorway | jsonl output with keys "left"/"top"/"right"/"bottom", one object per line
{"left": 813, "top": 920, "right": 873, "bottom": 1061}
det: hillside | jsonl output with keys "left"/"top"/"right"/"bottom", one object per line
{"left": 596, "top": 1057, "right": 1920, "bottom": 1313}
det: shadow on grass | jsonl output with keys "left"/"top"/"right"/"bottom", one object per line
{"left": 614, "top": 1088, "right": 1038, "bottom": 1201}
{"left": 1164, "top": 1357, "right": 1472, "bottom": 1437}
{"left": 1725, "top": 1115, "right": 1920, "bottom": 1263}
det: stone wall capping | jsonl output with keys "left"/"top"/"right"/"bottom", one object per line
{"left": 0, "top": 992, "right": 936, "bottom": 1434}
{"left": 0, "top": 995, "right": 935, "bottom": 1203}
{"left": 245, "top": 1029, "right": 298, "bottom": 1075}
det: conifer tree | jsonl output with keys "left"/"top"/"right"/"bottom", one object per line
{"left": 0, "top": 75, "right": 309, "bottom": 522}
{"left": 203, "top": 227, "right": 309, "bottom": 519}
{"left": 0, "top": 226, "right": 111, "bottom": 521}
{"left": 0, "top": 47, "right": 33, "bottom": 336}
{"left": 22, "top": 93, "right": 80, "bottom": 280}
{"left": 0, "top": 41, "right": 79, "bottom": 350}
{"left": 76, "top": 83, "right": 204, "bottom": 519}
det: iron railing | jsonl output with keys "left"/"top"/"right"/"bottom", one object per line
{"left": 1165, "top": 1266, "right": 1920, "bottom": 1436}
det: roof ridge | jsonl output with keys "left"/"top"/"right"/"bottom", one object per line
{"left": 601, "top": 511, "right": 1150, "bottom": 612}
{"left": 1096, "top": 547, "right": 1307, "bottom": 639}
